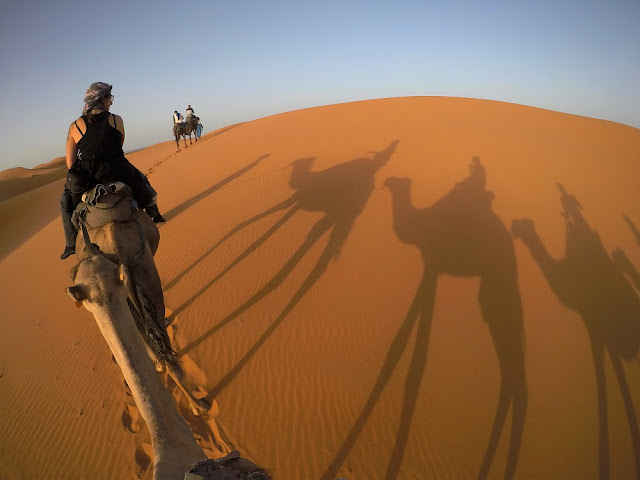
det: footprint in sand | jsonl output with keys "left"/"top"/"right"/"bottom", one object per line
{"left": 133, "top": 442, "right": 153, "bottom": 479}
{"left": 121, "top": 403, "right": 141, "bottom": 434}
{"left": 120, "top": 375, "right": 148, "bottom": 471}
{"left": 164, "top": 308, "right": 231, "bottom": 455}
{"left": 146, "top": 154, "right": 175, "bottom": 177}
{"left": 124, "top": 307, "right": 230, "bottom": 470}
{"left": 124, "top": 377, "right": 133, "bottom": 397}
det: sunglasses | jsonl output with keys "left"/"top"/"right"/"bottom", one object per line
{"left": 107, "top": 94, "right": 114, "bottom": 102}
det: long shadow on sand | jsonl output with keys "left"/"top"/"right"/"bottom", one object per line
{"left": 617, "top": 215, "right": 640, "bottom": 292}
{"left": 623, "top": 214, "right": 640, "bottom": 247}
{"left": 321, "top": 158, "right": 528, "bottom": 480}
{"left": 512, "top": 188, "right": 640, "bottom": 480}
{"left": 161, "top": 153, "right": 269, "bottom": 223}
{"left": 176, "top": 141, "right": 399, "bottom": 400}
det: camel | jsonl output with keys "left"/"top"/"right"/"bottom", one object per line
{"left": 173, "top": 123, "right": 190, "bottom": 151}
{"left": 73, "top": 184, "right": 209, "bottom": 416}
{"left": 383, "top": 157, "right": 527, "bottom": 480}
{"left": 512, "top": 184, "right": 640, "bottom": 480}
{"left": 67, "top": 244, "right": 271, "bottom": 480}
{"left": 613, "top": 214, "right": 640, "bottom": 292}
{"left": 186, "top": 115, "right": 199, "bottom": 143}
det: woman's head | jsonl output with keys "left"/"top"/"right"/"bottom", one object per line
{"left": 83, "top": 82, "right": 113, "bottom": 115}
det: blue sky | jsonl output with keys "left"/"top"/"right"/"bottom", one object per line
{"left": 0, "top": 0, "right": 638, "bottom": 171}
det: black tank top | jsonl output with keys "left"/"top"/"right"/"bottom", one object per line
{"left": 74, "top": 111, "right": 125, "bottom": 183}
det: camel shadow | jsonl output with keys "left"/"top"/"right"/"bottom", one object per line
{"left": 321, "top": 157, "right": 527, "bottom": 480}
{"left": 616, "top": 215, "right": 640, "bottom": 292}
{"left": 512, "top": 186, "right": 640, "bottom": 480}
{"left": 162, "top": 154, "right": 269, "bottom": 223}
{"left": 175, "top": 141, "right": 400, "bottom": 402}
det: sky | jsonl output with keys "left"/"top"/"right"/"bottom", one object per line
{"left": 0, "top": 0, "right": 638, "bottom": 171}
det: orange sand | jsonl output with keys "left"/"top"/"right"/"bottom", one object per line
{"left": 1, "top": 97, "right": 639, "bottom": 479}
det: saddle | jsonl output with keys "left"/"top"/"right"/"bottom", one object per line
{"left": 72, "top": 181, "right": 136, "bottom": 230}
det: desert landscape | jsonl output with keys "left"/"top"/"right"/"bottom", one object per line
{"left": 1, "top": 96, "right": 639, "bottom": 479}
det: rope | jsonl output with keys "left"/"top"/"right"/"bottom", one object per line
{"left": 130, "top": 203, "right": 148, "bottom": 267}
{"left": 77, "top": 190, "right": 147, "bottom": 267}
{"left": 80, "top": 217, "right": 91, "bottom": 248}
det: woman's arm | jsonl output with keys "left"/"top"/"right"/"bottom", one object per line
{"left": 65, "top": 124, "right": 78, "bottom": 169}
{"left": 114, "top": 114, "right": 125, "bottom": 146}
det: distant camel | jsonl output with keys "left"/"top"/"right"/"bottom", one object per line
{"left": 67, "top": 245, "right": 271, "bottom": 480}
{"left": 186, "top": 115, "right": 199, "bottom": 143}
{"left": 173, "top": 122, "right": 189, "bottom": 151}
{"left": 73, "top": 183, "right": 209, "bottom": 416}
{"left": 512, "top": 184, "right": 640, "bottom": 480}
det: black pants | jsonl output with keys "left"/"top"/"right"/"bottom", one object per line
{"left": 60, "top": 189, "right": 82, "bottom": 248}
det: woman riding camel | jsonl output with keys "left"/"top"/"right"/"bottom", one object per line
{"left": 60, "top": 82, "right": 166, "bottom": 259}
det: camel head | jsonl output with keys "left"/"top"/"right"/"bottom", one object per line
{"left": 289, "top": 157, "right": 315, "bottom": 170}
{"left": 366, "top": 139, "right": 399, "bottom": 167}
{"left": 384, "top": 176, "right": 412, "bottom": 192}
{"left": 288, "top": 157, "right": 316, "bottom": 190}
{"left": 67, "top": 246, "right": 130, "bottom": 313}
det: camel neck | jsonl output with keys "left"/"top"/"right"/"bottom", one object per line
{"left": 91, "top": 296, "right": 206, "bottom": 475}
{"left": 519, "top": 230, "right": 554, "bottom": 265}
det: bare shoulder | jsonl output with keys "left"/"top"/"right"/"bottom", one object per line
{"left": 112, "top": 113, "right": 124, "bottom": 128}
{"left": 70, "top": 116, "right": 86, "bottom": 129}
{"left": 68, "top": 117, "right": 86, "bottom": 141}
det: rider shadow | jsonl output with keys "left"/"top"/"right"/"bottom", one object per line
{"left": 623, "top": 214, "right": 640, "bottom": 247}
{"left": 512, "top": 186, "right": 640, "bottom": 480}
{"left": 162, "top": 154, "right": 269, "bottom": 223}
{"left": 175, "top": 140, "right": 400, "bottom": 400}
{"left": 321, "top": 157, "right": 528, "bottom": 480}
{"left": 615, "top": 215, "right": 640, "bottom": 291}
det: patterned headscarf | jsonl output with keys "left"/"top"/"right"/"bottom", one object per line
{"left": 82, "top": 82, "right": 112, "bottom": 115}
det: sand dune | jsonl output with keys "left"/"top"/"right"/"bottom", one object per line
{"left": 0, "top": 157, "right": 67, "bottom": 202}
{"left": 1, "top": 97, "right": 639, "bottom": 479}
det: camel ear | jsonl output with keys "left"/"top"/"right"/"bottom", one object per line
{"left": 67, "top": 286, "right": 86, "bottom": 308}
{"left": 116, "top": 264, "right": 129, "bottom": 285}
{"left": 70, "top": 262, "right": 80, "bottom": 281}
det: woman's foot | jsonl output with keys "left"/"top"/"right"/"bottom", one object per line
{"left": 144, "top": 204, "right": 166, "bottom": 223}
{"left": 60, "top": 246, "right": 75, "bottom": 259}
